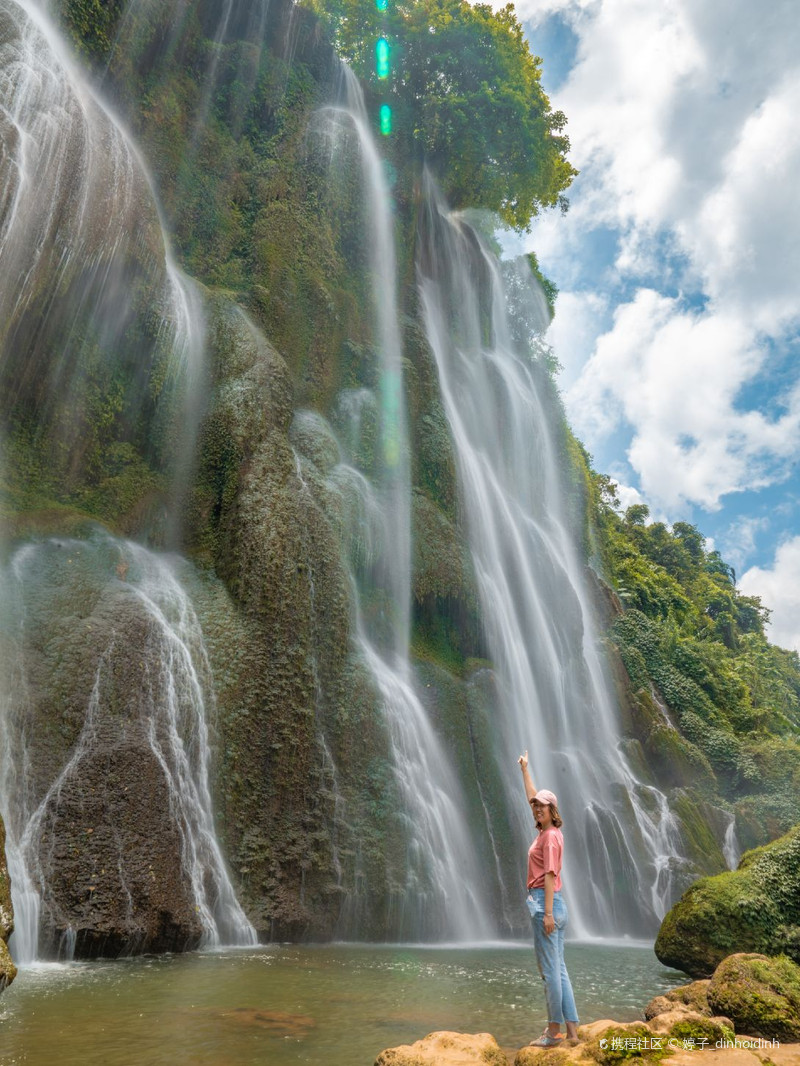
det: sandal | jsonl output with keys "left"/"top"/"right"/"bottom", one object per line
{"left": 529, "top": 1030, "right": 565, "bottom": 1048}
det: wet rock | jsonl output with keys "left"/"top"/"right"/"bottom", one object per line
{"left": 649, "top": 1009, "right": 734, "bottom": 1041}
{"left": 0, "top": 815, "right": 16, "bottom": 992}
{"left": 645, "top": 981, "right": 712, "bottom": 1019}
{"left": 708, "top": 954, "right": 800, "bottom": 1042}
{"left": 374, "top": 1030, "right": 508, "bottom": 1065}
{"left": 2, "top": 536, "right": 236, "bottom": 958}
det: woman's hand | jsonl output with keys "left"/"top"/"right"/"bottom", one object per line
{"left": 543, "top": 913, "right": 555, "bottom": 936}
{"left": 518, "top": 750, "right": 528, "bottom": 769}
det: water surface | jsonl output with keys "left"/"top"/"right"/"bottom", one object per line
{"left": 0, "top": 942, "right": 687, "bottom": 1065}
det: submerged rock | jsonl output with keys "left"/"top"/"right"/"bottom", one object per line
{"left": 0, "top": 815, "right": 16, "bottom": 992}
{"left": 708, "top": 954, "right": 800, "bottom": 1042}
{"left": 655, "top": 826, "right": 800, "bottom": 977}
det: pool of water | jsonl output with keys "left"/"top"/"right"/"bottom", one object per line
{"left": 0, "top": 942, "right": 687, "bottom": 1065}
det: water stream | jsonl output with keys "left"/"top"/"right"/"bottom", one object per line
{"left": 317, "top": 76, "right": 491, "bottom": 939}
{"left": 417, "top": 183, "right": 691, "bottom": 936}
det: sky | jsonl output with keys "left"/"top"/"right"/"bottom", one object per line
{"left": 497, "top": 0, "right": 800, "bottom": 652}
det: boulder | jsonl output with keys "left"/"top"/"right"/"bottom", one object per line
{"left": 374, "top": 1031, "right": 508, "bottom": 1065}
{"left": 655, "top": 826, "right": 800, "bottom": 977}
{"left": 649, "top": 1010, "right": 734, "bottom": 1041}
{"left": 708, "top": 954, "right": 800, "bottom": 1042}
{"left": 645, "top": 981, "right": 712, "bottom": 1019}
{"left": 0, "top": 815, "right": 16, "bottom": 992}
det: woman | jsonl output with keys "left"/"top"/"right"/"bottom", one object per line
{"left": 519, "top": 750, "right": 579, "bottom": 1048}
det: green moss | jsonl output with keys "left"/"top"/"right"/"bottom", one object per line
{"left": 708, "top": 953, "right": 800, "bottom": 1041}
{"left": 668, "top": 1018, "right": 734, "bottom": 1044}
{"left": 587, "top": 1025, "right": 669, "bottom": 1066}
{"left": 655, "top": 825, "right": 800, "bottom": 976}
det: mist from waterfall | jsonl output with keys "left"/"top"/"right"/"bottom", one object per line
{"left": 417, "top": 180, "right": 693, "bottom": 937}
{"left": 313, "top": 74, "right": 491, "bottom": 940}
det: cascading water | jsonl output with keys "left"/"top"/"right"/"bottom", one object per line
{"left": 417, "top": 181, "right": 693, "bottom": 937}
{"left": 0, "top": 0, "right": 252, "bottom": 960}
{"left": 0, "top": 534, "right": 256, "bottom": 962}
{"left": 314, "top": 76, "right": 491, "bottom": 940}
{"left": 0, "top": 0, "right": 206, "bottom": 534}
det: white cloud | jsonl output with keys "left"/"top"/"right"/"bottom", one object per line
{"left": 740, "top": 537, "right": 800, "bottom": 653}
{"left": 610, "top": 479, "right": 642, "bottom": 512}
{"left": 510, "top": 0, "right": 800, "bottom": 515}
{"left": 719, "top": 515, "right": 769, "bottom": 573}
{"left": 564, "top": 289, "right": 800, "bottom": 511}
{"left": 545, "top": 290, "right": 609, "bottom": 389}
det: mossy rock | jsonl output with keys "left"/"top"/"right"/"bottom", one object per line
{"left": 585, "top": 1023, "right": 668, "bottom": 1065}
{"left": 375, "top": 1030, "right": 506, "bottom": 1065}
{"left": 667, "top": 1015, "right": 734, "bottom": 1044}
{"left": 515, "top": 1047, "right": 573, "bottom": 1066}
{"left": 707, "top": 953, "right": 800, "bottom": 1041}
{"left": 644, "top": 981, "right": 711, "bottom": 1019}
{"left": 0, "top": 815, "right": 12, "bottom": 943}
{"left": 655, "top": 824, "right": 800, "bottom": 976}
{"left": 0, "top": 938, "right": 16, "bottom": 993}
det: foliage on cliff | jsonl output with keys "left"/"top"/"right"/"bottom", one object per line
{"left": 317, "top": 0, "right": 576, "bottom": 229}
{"left": 580, "top": 465, "right": 800, "bottom": 847}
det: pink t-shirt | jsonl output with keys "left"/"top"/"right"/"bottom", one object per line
{"left": 527, "top": 826, "right": 563, "bottom": 891}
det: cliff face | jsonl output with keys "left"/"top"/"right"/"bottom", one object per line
{"left": 0, "top": 0, "right": 798, "bottom": 958}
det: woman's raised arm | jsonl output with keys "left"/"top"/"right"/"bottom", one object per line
{"left": 518, "top": 750, "right": 537, "bottom": 806}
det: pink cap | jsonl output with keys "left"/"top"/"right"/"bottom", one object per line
{"left": 532, "top": 789, "right": 558, "bottom": 807}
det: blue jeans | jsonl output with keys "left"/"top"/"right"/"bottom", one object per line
{"left": 526, "top": 889, "right": 579, "bottom": 1027}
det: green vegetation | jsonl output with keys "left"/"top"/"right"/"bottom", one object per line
{"left": 318, "top": 0, "right": 576, "bottom": 229}
{"left": 708, "top": 953, "right": 800, "bottom": 1040}
{"left": 575, "top": 468, "right": 800, "bottom": 846}
{"left": 654, "top": 826, "right": 800, "bottom": 975}
{"left": 587, "top": 1025, "right": 669, "bottom": 1066}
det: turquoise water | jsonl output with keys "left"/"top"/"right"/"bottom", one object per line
{"left": 0, "top": 942, "right": 687, "bottom": 1065}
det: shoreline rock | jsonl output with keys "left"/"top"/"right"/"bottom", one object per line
{"left": 375, "top": 954, "right": 800, "bottom": 1066}
{"left": 0, "top": 814, "right": 17, "bottom": 993}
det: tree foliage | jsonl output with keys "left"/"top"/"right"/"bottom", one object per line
{"left": 583, "top": 469, "right": 800, "bottom": 836}
{"left": 318, "top": 0, "right": 577, "bottom": 229}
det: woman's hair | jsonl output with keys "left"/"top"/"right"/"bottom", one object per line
{"left": 533, "top": 802, "right": 563, "bottom": 830}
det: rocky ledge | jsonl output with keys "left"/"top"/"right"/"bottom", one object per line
{"left": 375, "top": 953, "right": 800, "bottom": 1066}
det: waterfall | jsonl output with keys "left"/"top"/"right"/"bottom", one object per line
{"left": 315, "top": 75, "right": 491, "bottom": 940}
{"left": 723, "top": 813, "right": 741, "bottom": 870}
{"left": 0, "top": 535, "right": 256, "bottom": 962}
{"left": 0, "top": 0, "right": 252, "bottom": 960}
{"left": 0, "top": 0, "right": 206, "bottom": 533}
{"left": 417, "top": 181, "right": 690, "bottom": 937}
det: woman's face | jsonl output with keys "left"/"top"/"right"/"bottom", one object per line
{"left": 531, "top": 799, "right": 552, "bottom": 828}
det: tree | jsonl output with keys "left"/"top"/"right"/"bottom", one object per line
{"left": 320, "top": 0, "right": 576, "bottom": 229}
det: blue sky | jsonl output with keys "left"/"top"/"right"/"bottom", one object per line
{"left": 497, "top": 0, "right": 800, "bottom": 651}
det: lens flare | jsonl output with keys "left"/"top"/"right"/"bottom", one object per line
{"left": 376, "top": 37, "right": 390, "bottom": 79}
{"left": 379, "top": 104, "right": 392, "bottom": 135}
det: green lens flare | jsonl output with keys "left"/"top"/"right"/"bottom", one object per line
{"left": 376, "top": 0, "right": 388, "bottom": 10}
{"left": 379, "top": 104, "right": 392, "bottom": 135}
{"left": 376, "top": 37, "right": 390, "bottom": 79}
